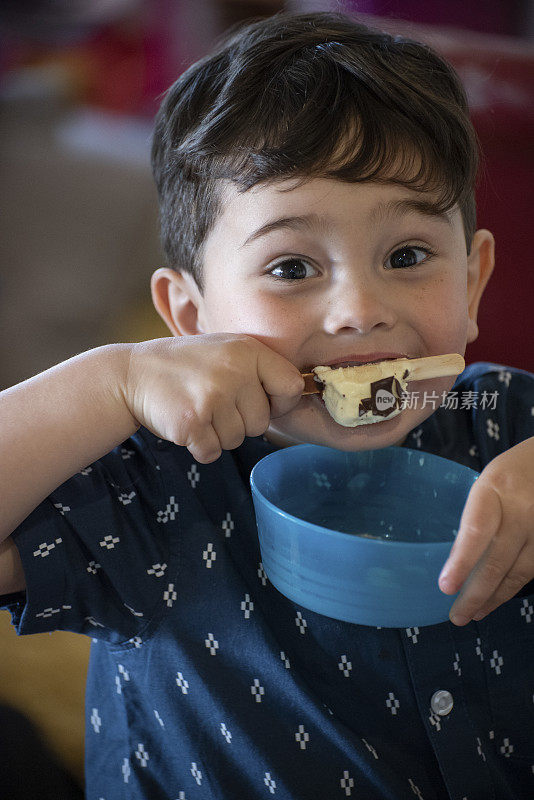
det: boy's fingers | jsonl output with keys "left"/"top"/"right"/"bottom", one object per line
{"left": 448, "top": 526, "right": 524, "bottom": 623}
{"left": 439, "top": 479, "right": 502, "bottom": 595}
{"left": 256, "top": 349, "right": 305, "bottom": 418}
{"left": 235, "top": 388, "right": 272, "bottom": 438}
{"left": 469, "top": 541, "right": 534, "bottom": 621}
{"left": 185, "top": 423, "right": 222, "bottom": 464}
{"left": 211, "top": 404, "right": 247, "bottom": 451}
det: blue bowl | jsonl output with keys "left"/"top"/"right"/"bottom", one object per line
{"left": 250, "top": 445, "right": 479, "bottom": 628}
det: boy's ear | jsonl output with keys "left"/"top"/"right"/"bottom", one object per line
{"left": 151, "top": 268, "right": 207, "bottom": 336}
{"left": 466, "top": 229, "right": 495, "bottom": 344}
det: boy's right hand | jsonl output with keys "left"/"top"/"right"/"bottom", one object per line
{"left": 122, "top": 335, "right": 305, "bottom": 463}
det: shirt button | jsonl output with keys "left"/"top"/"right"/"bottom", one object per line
{"left": 430, "top": 690, "right": 454, "bottom": 716}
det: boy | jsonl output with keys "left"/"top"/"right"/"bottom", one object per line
{"left": 1, "top": 10, "right": 533, "bottom": 799}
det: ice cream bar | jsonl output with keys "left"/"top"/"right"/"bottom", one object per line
{"left": 301, "top": 353, "right": 465, "bottom": 427}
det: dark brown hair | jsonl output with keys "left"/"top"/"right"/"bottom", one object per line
{"left": 152, "top": 11, "right": 479, "bottom": 293}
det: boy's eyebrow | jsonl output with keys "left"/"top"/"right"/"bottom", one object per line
{"left": 372, "top": 198, "right": 453, "bottom": 229}
{"left": 240, "top": 213, "right": 333, "bottom": 248}
{"left": 240, "top": 198, "right": 452, "bottom": 248}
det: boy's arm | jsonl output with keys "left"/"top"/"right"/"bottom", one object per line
{"left": 0, "top": 344, "right": 138, "bottom": 594}
{"left": 0, "top": 335, "right": 304, "bottom": 596}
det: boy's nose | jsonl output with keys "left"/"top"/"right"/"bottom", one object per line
{"left": 322, "top": 279, "right": 397, "bottom": 335}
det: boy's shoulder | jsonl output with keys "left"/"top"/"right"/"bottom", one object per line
{"left": 455, "top": 360, "right": 534, "bottom": 387}
{"left": 411, "top": 360, "right": 534, "bottom": 469}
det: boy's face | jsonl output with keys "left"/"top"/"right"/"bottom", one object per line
{"left": 153, "top": 177, "right": 494, "bottom": 451}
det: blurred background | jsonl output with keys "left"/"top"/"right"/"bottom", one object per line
{"left": 1, "top": 0, "right": 533, "bottom": 794}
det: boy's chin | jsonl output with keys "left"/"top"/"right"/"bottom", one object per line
{"left": 265, "top": 374, "right": 456, "bottom": 451}
{"left": 265, "top": 395, "right": 432, "bottom": 451}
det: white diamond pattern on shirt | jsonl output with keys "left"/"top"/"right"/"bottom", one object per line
{"left": 135, "top": 743, "right": 149, "bottom": 767}
{"left": 205, "top": 633, "right": 219, "bottom": 655}
{"left": 280, "top": 651, "right": 291, "bottom": 669}
{"left": 362, "top": 739, "right": 378, "bottom": 759}
{"left": 100, "top": 534, "right": 120, "bottom": 549}
{"left": 338, "top": 655, "right": 352, "bottom": 677}
{"left": 191, "top": 762, "right": 202, "bottom": 785}
{"left": 476, "top": 736, "right": 486, "bottom": 762}
{"left": 475, "top": 637, "right": 484, "bottom": 660}
{"left": 35, "top": 604, "right": 72, "bottom": 619}
{"left": 220, "top": 723, "right": 232, "bottom": 743}
{"left": 163, "top": 583, "right": 177, "bottom": 607}
{"left": 405, "top": 627, "right": 420, "bottom": 644}
{"left": 87, "top": 560, "right": 101, "bottom": 574}
{"left": 410, "top": 427, "right": 423, "bottom": 448}
{"left": 241, "top": 593, "right": 254, "bottom": 619}
{"left": 429, "top": 709, "right": 442, "bottom": 732}
{"left": 203, "top": 542, "right": 216, "bottom": 568}
{"left": 408, "top": 778, "right": 424, "bottom": 799}
{"left": 498, "top": 370, "right": 512, "bottom": 387}
{"left": 490, "top": 649, "right": 504, "bottom": 675}
{"left": 156, "top": 496, "right": 179, "bottom": 523}
{"left": 33, "top": 538, "right": 62, "bottom": 558}
{"left": 257, "top": 562, "right": 267, "bottom": 586}
{"left": 53, "top": 502, "right": 70, "bottom": 516}
{"left": 124, "top": 603, "right": 144, "bottom": 617}
{"left": 154, "top": 709, "right": 164, "bottom": 728}
{"left": 295, "top": 611, "right": 307, "bottom": 634}
{"left": 118, "top": 491, "right": 136, "bottom": 506}
{"left": 499, "top": 738, "right": 514, "bottom": 757}
{"left": 221, "top": 512, "right": 234, "bottom": 538}
{"left": 187, "top": 462, "right": 200, "bottom": 488}
{"left": 122, "top": 758, "right": 130, "bottom": 784}
{"left": 486, "top": 418, "right": 500, "bottom": 440}
{"left": 295, "top": 724, "right": 310, "bottom": 750}
{"left": 340, "top": 770, "right": 354, "bottom": 796}
{"left": 90, "top": 708, "right": 102, "bottom": 733}
{"left": 386, "top": 692, "right": 400, "bottom": 715}
{"left": 120, "top": 446, "right": 135, "bottom": 460}
{"left": 251, "top": 678, "right": 265, "bottom": 702}
{"left": 176, "top": 672, "right": 189, "bottom": 694}
{"left": 520, "top": 597, "right": 533, "bottom": 623}
{"left": 84, "top": 615, "right": 104, "bottom": 628}
{"left": 115, "top": 664, "right": 130, "bottom": 695}
{"left": 453, "top": 652, "right": 461, "bottom": 676}
{"left": 264, "top": 772, "right": 276, "bottom": 794}
{"left": 147, "top": 562, "right": 167, "bottom": 578}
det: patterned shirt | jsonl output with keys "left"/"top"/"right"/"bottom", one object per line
{"left": 2, "top": 362, "right": 534, "bottom": 800}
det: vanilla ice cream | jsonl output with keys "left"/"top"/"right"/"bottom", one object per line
{"left": 313, "top": 361, "right": 410, "bottom": 427}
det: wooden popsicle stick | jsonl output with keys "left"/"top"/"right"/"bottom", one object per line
{"left": 301, "top": 353, "right": 464, "bottom": 396}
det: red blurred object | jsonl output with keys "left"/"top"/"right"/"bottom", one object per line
{"left": 357, "top": 16, "right": 534, "bottom": 372}
{"left": 436, "top": 32, "right": 534, "bottom": 373}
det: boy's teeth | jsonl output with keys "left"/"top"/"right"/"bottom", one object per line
{"left": 334, "top": 358, "right": 396, "bottom": 368}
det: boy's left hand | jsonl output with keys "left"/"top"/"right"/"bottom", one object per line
{"left": 438, "top": 436, "right": 534, "bottom": 626}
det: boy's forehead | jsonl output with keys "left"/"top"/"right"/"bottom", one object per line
{"left": 214, "top": 177, "right": 459, "bottom": 244}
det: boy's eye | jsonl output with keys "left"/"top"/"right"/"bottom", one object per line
{"left": 269, "top": 258, "right": 317, "bottom": 281}
{"left": 386, "top": 246, "right": 433, "bottom": 270}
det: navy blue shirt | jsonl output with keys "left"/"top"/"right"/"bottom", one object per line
{"left": 2, "top": 362, "right": 534, "bottom": 799}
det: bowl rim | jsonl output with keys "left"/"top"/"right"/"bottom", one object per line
{"left": 250, "top": 443, "right": 479, "bottom": 548}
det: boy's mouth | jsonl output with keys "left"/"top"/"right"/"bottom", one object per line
{"left": 302, "top": 354, "right": 410, "bottom": 372}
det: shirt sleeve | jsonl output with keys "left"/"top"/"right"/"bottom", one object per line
{"left": 1, "top": 428, "right": 180, "bottom": 645}
{"left": 459, "top": 362, "right": 534, "bottom": 462}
